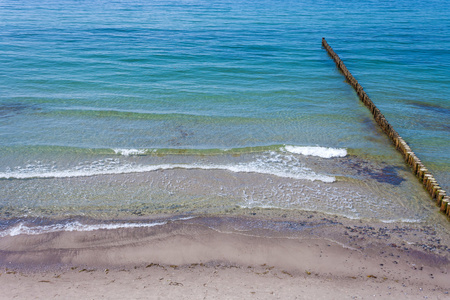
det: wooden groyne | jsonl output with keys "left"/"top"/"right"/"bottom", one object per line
{"left": 322, "top": 38, "right": 449, "bottom": 219}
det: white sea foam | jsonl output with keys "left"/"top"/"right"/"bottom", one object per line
{"left": 0, "top": 163, "right": 334, "bottom": 182}
{"left": 0, "top": 152, "right": 336, "bottom": 182}
{"left": 113, "top": 148, "right": 147, "bottom": 156}
{"left": 0, "top": 221, "right": 167, "bottom": 237}
{"left": 379, "top": 218, "right": 422, "bottom": 224}
{"left": 283, "top": 145, "right": 347, "bottom": 158}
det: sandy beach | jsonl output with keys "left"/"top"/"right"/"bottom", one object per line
{"left": 1, "top": 211, "right": 449, "bottom": 299}
{"left": 2, "top": 0, "right": 449, "bottom": 299}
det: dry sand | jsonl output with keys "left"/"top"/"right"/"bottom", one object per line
{"left": 0, "top": 212, "right": 449, "bottom": 299}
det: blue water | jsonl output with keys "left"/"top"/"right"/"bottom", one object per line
{"left": 0, "top": 0, "right": 449, "bottom": 225}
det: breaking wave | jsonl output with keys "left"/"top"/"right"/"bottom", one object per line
{"left": 0, "top": 145, "right": 346, "bottom": 182}
{"left": 0, "top": 221, "right": 167, "bottom": 237}
{"left": 0, "top": 216, "right": 196, "bottom": 237}
{"left": 283, "top": 145, "right": 347, "bottom": 158}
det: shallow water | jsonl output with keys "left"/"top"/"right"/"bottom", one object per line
{"left": 0, "top": 149, "right": 437, "bottom": 224}
{"left": 0, "top": 0, "right": 449, "bottom": 234}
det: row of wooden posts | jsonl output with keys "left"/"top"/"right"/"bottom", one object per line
{"left": 322, "top": 38, "right": 449, "bottom": 219}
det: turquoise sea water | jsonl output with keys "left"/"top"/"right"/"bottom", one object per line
{"left": 0, "top": 0, "right": 449, "bottom": 232}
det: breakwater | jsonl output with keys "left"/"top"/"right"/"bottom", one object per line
{"left": 322, "top": 38, "right": 449, "bottom": 218}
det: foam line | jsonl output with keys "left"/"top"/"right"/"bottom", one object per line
{"left": 283, "top": 146, "right": 347, "bottom": 158}
{"left": 0, "top": 221, "right": 167, "bottom": 237}
{"left": 0, "top": 163, "right": 336, "bottom": 182}
{"left": 113, "top": 148, "right": 147, "bottom": 156}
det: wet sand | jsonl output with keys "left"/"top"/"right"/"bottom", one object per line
{"left": 0, "top": 212, "right": 449, "bottom": 299}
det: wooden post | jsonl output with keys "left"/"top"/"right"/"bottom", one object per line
{"left": 322, "top": 38, "right": 448, "bottom": 220}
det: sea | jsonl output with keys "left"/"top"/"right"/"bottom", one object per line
{"left": 0, "top": 0, "right": 449, "bottom": 236}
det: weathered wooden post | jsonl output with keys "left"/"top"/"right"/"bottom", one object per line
{"left": 322, "top": 37, "right": 449, "bottom": 219}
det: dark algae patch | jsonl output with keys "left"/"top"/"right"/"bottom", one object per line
{"left": 345, "top": 159, "right": 406, "bottom": 185}
{"left": 409, "top": 101, "right": 450, "bottom": 116}
{"left": 0, "top": 102, "right": 39, "bottom": 118}
{"left": 365, "top": 165, "right": 406, "bottom": 186}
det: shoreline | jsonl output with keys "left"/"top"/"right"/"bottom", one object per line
{"left": 1, "top": 213, "right": 449, "bottom": 298}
